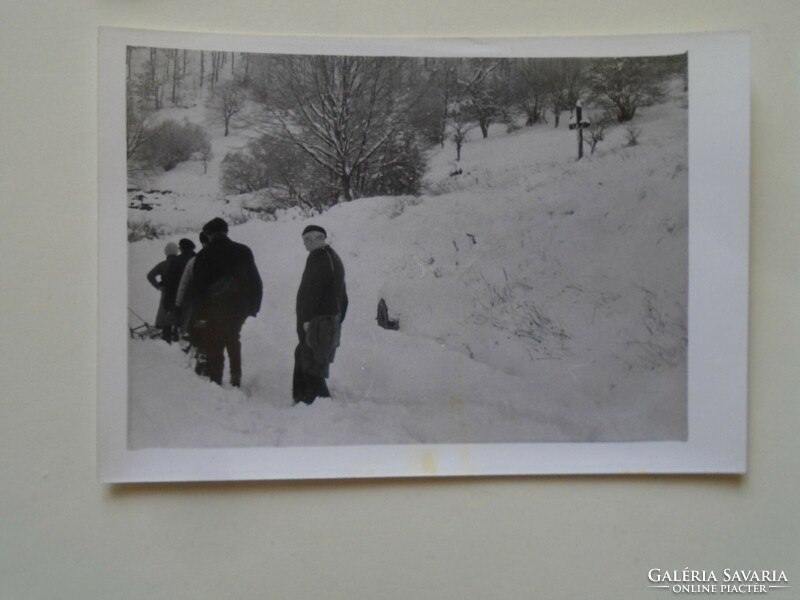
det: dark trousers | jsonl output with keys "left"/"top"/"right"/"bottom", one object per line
{"left": 204, "top": 316, "right": 245, "bottom": 386}
{"left": 161, "top": 325, "right": 179, "bottom": 343}
{"left": 292, "top": 336, "right": 330, "bottom": 404}
{"left": 190, "top": 317, "right": 209, "bottom": 376}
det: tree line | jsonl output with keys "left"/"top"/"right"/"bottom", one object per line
{"left": 127, "top": 47, "right": 686, "bottom": 208}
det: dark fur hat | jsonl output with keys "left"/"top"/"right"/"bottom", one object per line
{"left": 202, "top": 217, "right": 229, "bottom": 235}
{"left": 302, "top": 224, "right": 327, "bottom": 238}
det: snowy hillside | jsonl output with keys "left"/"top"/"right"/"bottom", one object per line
{"left": 127, "top": 85, "right": 687, "bottom": 449}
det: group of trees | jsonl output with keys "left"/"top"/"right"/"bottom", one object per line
{"left": 240, "top": 54, "right": 430, "bottom": 205}
{"left": 127, "top": 46, "right": 685, "bottom": 206}
{"left": 126, "top": 47, "right": 251, "bottom": 112}
{"left": 126, "top": 111, "right": 211, "bottom": 179}
{"left": 126, "top": 47, "right": 238, "bottom": 179}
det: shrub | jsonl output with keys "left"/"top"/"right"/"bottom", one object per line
{"left": 588, "top": 57, "right": 665, "bottom": 123}
{"left": 624, "top": 125, "right": 642, "bottom": 147}
{"left": 128, "top": 219, "right": 164, "bottom": 242}
{"left": 221, "top": 145, "right": 272, "bottom": 195}
{"left": 140, "top": 120, "right": 211, "bottom": 172}
{"left": 221, "top": 129, "right": 424, "bottom": 209}
{"left": 506, "top": 122, "right": 523, "bottom": 134}
{"left": 221, "top": 135, "right": 335, "bottom": 210}
{"left": 354, "top": 131, "right": 427, "bottom": 197}
{"left": 586, "top": 113, "right": 613, "bottom": 154}
{"left": 407, "top": 82, "right": 448, "bottom": 146}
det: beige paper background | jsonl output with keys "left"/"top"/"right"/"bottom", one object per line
{"left": 1, "top": 1, "right": 797, "bottom": 598}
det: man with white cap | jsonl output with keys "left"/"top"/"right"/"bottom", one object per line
{"left": 293, "top": 224, "right": 348, "bottom": 405}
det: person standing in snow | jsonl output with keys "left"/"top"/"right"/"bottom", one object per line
{"left": 293, "top": 224, "right": 348, "bottom": 405}
{"left": 146, "top": 242, "right": 180, "bottom": 343}
{"left": 163, "top": 237, "right": 196, "bottom": 326}
{"left": 175, "top": 232, "right": 209, "bottom": 369}
{"left": 192, "top": 218, "right": 263, "bottom": 387}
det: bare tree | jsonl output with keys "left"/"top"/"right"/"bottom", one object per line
{"left": 210, "top": 51, "right": 224, "bottom": 88}
{"left": 547, "top": 59, "right": 585, "bottom": 128}
{"left": 256, "top": 55, "right": 419, "bottom": 202}
{"left": 448, "top": 101, "right": 475, "bottom": 162}
{"left": 585, "top": 113, "right": 612, "bottom": 154}
{"left": 126, "top": 108, "right": 153, "bottom": 161}
{"left": 149, "top": 48, "right": 158, "bottom": 108}
{"left": 624, "top": 125, "right": 642, "bottom": 147}
{"left": 134, "top": 47, "right": 173, "bottom": 111}
{"left": 461, "top": 59, "right": 502, "bottom": 138}
{"left": 510, "top": 58, "right": 585, "bottom": 129}
{"left": 168, "top": 49, "right": 182, "bottom": 106}
{"left": 200, "top": 144, "right": 212, "bottom": 174}
{"left": 588, "top": 57, "right": 665, "bottom": 123}
{"left": 512, "top": 58, "right": 552, "bottom": 126}
{"left": 206, "top": 81, "right": 244, "bottom": 136}
{"left": 440, "top": 65, "right": 453, "bottom": 147}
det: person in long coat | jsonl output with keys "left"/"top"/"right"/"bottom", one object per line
{"left": 293, "top": 224, "right": 348, "bottom": 405}
{"left": 146, "top": 242, "right": 180, "bottom": 343}
{"left": 175, "top": 233, "right": 208, "bottom": 360}
{"left": 163, "top": 238, "right": 196, "bottom": 324}
{"left": 192, "top": 218, "right": 263, "bottom": 387}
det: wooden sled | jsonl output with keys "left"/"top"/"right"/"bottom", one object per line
{"left": 128, "top": 308, "right": 162, "bottom": 340}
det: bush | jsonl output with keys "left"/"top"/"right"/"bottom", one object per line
{"left": 506, "top": 122, "right": 523, "bottom": 134}
{"left": 221, "top": 135, "right": 334, "bottom": 210}
{"left": 221, "top": 129, "right": 424, "bottom": 210}
{"left": 624, "top": 126, "right": 642, "bottom": 147}
{"left": 588, "top": 57, "right": 665, "bottom": 123}
{"left": 128, "top": 219, "right": 164, "bottom": 242}
{"left": 354, "top": 131, "right": 427, "bottom": 197}
{"left": 221, "top": 145, "right": 272, "bottom": 195}
{"left": 586, "top": 113, "right": 613, "bottom": 154}
{"left": 140, "top": 120, "right": 211, "bottom": 172}
{"left": 407, "top": 83, "right": 448, "bottom": 146}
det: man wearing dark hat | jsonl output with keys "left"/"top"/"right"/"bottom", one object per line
{"left": 293, "top": 224, "right": 348, "bottom": 405}
{"left": 192, "top": 217, "right": 263, "bottom": 387}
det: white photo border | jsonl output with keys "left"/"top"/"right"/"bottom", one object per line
{"left": 98, "top": 28, "right": 749, "bottom": 482}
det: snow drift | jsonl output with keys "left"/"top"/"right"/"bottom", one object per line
{"left": 127, "top": 85, "right": 688, "bottom": 448}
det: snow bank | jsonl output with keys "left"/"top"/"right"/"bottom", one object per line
{"left": 127, "top": 92, "right": 688, "bottom": 448}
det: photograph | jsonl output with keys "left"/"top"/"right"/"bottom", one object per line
{"left": 11, "top": 1, "right": 798, "bottom": 596}
{"left": 98, "top": 30, "right": 748, "bottom": 480}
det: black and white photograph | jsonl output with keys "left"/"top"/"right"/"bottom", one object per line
{"left": 98, "top": 30, "right": 749, "bottom": 480}
{"left": 14, "top": 0, "right": 800, "bottom": 593}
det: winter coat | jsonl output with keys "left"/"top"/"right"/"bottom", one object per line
{"left": 295, "top": 245, "right": 348, "bottom": 339}
{"left": 146, "top": 256, "right": 178, "bottom": 328}
{"left": 175, "top": 255, "right": 197, "bottom": 333}
{"left": 301, "top": 314, "right": 342, "bottom": 378}
{"left": 192, "top": 236, "right": 263, "bottom": 323}
{"left": 175, "top": 256, "right": 197, "bottom": 310}
{"left": 163, "top": 250, "right": 195, "bottom": 312}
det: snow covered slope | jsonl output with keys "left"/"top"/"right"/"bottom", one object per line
{"left": 127, "top": 85, "right": 687, "bottom": 448}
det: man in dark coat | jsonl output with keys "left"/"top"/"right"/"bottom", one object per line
{"left": 293, "top": 224, "right": 348, "bottom": 405}
{"left": 192, "top": 218, "right": 263, "bottom": 387}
